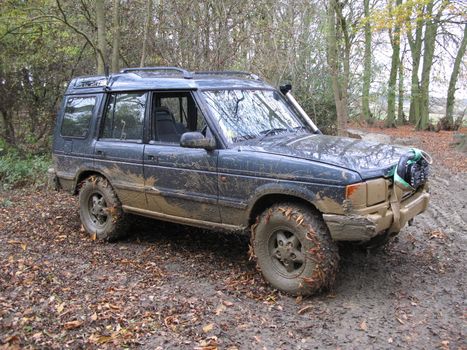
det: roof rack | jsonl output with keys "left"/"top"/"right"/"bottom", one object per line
{"left": 193, "top": 71, "right": 262, "bottom": 81}
{"left": 74, "top": 76, "right": 107, "bottom": 88}
{"left": 120, "top": 67, "right": 193, "bottom": 79}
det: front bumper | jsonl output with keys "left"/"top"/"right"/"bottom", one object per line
{"left": 323, "top": 188, "right": 430, "bottom": 242}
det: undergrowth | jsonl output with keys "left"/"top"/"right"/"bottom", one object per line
{"left": 0, "top": 142, "right": 51, "bottom": 190}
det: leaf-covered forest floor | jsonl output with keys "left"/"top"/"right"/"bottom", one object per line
{"left": 1, "top": 127, "right": 466, "bottom": 349}
{"left": 364, "top": 124, "right": 467, "bottom": 173}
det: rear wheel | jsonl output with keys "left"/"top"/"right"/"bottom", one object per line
{"left": 79, "top": 175, "right": 129, "bottom": 241}
{"left": 251, "top": 203, "right": 339, "bottom": 296}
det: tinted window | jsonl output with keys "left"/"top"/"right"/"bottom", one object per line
{"left": 61, "top": 96, "right": 96, "bottom": 137}
{"left": 102, "top": 92, "right": 147, "bottom": 141}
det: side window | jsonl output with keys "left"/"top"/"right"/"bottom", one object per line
{"left": 61, "top": 96, "right": 96, "bottom": 138}
{"left": 160, "top": 96, "right": 188, "bottom": 125}
{"left": 101, "top": 92, "right": 147, "bottom": 141}
{"left": 152, "top": 92, "right": 207, "bottom": 144}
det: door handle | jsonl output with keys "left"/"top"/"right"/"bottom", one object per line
{"left": 96, "top": 150, "right": 105, "bottom": 156}
{"left": 147, "top": 155, "right": 157, "bottom": 161}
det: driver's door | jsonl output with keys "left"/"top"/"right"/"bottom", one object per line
{"left": 143, "top": 91, "right": 221, "bottom": 223}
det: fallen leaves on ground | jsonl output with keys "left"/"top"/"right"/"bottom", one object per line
{"left": 63, "top": 320, "right": 83, "bottom": 330}
{"left": 359, "top": 124, "right": 467, "bottom": 173}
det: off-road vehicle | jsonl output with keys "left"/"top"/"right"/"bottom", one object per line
{"left": 50, "top": 67, "right": 431, "bottom": 295}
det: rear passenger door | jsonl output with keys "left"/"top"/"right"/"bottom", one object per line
{"left": 94, "top": 92, "right": 147, "bottom": 209}
{"left": 143, "top": 91, "right": 220, "bottom": 223}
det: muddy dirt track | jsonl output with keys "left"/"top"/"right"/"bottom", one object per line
{"left": 1, "top": 135, "right": 466, "bottom": 349}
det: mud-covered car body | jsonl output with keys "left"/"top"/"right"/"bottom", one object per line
{"left": 50, "top": 68, "right": 430, "bottom": 243}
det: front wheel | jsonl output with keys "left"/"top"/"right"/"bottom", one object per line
{"left": 79, "top": 175, "right": 129, "bottom": 241}
{"left": 251, "top": 203, "right": 339, "bottom": 296}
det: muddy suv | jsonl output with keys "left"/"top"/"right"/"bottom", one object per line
{"left": 50, "top": 67, "right": 430, "bottom": 295}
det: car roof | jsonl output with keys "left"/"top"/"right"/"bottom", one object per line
{"left": 65, "top": 68, "right": 274, "bottom": 95}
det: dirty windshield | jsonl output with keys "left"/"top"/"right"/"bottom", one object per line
{"left": 202, "top": 89, "right": 308, "bottom": 143}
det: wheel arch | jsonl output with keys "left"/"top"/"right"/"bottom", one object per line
{"left": 74, "top": 170, "right": 108, "bottom": 195}
{"left": 248, "top": 187, "right": 321, "bottom": 226}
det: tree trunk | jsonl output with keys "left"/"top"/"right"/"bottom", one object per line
{"left": 339, "top": 8, "right": 350, "bottom": 133}
{"left": 397, "top": 49, "right": 405, "bottom": 124}
{"left": 111, "top": 0, "right": 120, "bottom": 73}
{"left": 408, "top": 61, "right": 421, "bottom": 124}
{"left": 327, "top": 0, "right": 348, "bottom": 136}
{"left": 0, "top": 109, "right": 15, "bottom": 146}
{"left": 204, "top": 3, "right": 211, "bottom": 63}
{"left": 417, "top": 1, "right": 445, "bottom": 130}
{"left": 386, "top": 0, "right": 401, "bottom": 128}
{"left": 140, "top": 0, "right": 153, "bottom": 67}
{"left": 362, "top": 0, "right": 372, "bottom": 122}
{"left": 95, "top": 0, "right": 106, "bottom": 74}
{"left": 445, "top": 22, "right": 467, "bottom": 126}
{"left": 407, "top": 4, "right": 424, "bottom": 124}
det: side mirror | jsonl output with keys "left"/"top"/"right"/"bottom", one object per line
{"left": 180, "top": 132, "right": 216, "bottom": 151}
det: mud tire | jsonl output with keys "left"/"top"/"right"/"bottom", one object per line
{"left": 251, "top": 203, "right": 339, "bottom": 296}
{"left": 79, "top": 175, "right": 129, "bottom": 241}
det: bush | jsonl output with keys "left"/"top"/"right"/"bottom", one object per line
{"left": 0, "top": 145, "right": 51, "bottom": 190}
{"left": 298, "top": 94, "right": 337, "bottom": 135}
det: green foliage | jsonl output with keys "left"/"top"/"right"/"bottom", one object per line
{"left": 0, "top": 146, "right": 51, "bottom": 190}
{"left": 0, "top": 197, "right": 13, "bottom": 208}
{"left": 299, "top": 94, "right": 338, "bottom": 135}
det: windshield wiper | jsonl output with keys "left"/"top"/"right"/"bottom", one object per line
{"left": 258, "top": 128, "right": 289, "bottom": 141}
{"left": 232, "top": 134, "right": 256, "bottom": 143}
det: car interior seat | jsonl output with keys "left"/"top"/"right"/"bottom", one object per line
{"left": 154, "top": 107, "right": 181, "bottom": 143}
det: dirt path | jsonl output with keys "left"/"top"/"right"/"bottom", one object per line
{"left": 1, "top": 135, "right": 466, "bottom": 349}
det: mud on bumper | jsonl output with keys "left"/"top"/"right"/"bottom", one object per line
{"left": 323, "top": 189, "right": 430, "bottom": 242}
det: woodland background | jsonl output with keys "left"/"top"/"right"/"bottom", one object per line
{"left": 0, "top": 0, "right": 466, "bottom": 188}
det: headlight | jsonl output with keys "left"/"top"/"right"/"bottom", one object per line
{"left": 345, "top": 182, "right": 366, "bottom": 209}
{"left": 346, "top": 178, "right": 388, "bottom": 208}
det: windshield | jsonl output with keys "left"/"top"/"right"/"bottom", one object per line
{"left": 202, "top": 89, "right": 309, "bottom": 143}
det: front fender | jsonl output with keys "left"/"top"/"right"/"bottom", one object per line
{"left": 247, "top": 181, "right": 346, "bottom": 223}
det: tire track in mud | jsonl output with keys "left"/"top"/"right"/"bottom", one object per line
{"left": 390, "top": 134, "right": 467, "bottom": 239}
{"left": 419, "top": 169, "right": 467, "bottom": 239}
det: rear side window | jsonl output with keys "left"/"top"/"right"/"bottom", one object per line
{"left": 61, "top": 96, "right": 96, "bottom": 137}
{"left": 101, "top": 92, "right": 147, "bottom": 141}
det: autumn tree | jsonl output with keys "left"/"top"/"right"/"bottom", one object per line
{"left": 386, "top": 0, "right": 402, "bottom": 128}
{"left": 1, "top": 0, "right": 464, "bottom": 153}
{"left": 362, "top": 0, "right": 373, "bottom": 123}
{"left": 111, "top": 0, "right": 121, "bottom": 73}
{"left": 397, "top": 47, "right": 406, "bottom": 124}
{"left": 406, "top": 1, "right": 425, "bottom": 125}
{"left": 140, "top": 0, "right": 153, "bottom": 67}
{"left": 445, "top": 22, "right": 467, "bottom": 128}
{"left": 416, "top": 0, "right": 448, "bottom": 130}
{"left": 327, "top": 0, "right": 350, "bottom": 136}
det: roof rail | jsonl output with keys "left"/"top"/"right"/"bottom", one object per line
{"left": 120, "top": 67, "right": 193, "bottom": 79}
{"left": 74, "top": 76, "right": 107, "bottom": 88}
{"left": 194, "top": 70, "right": 262, "bottom": 81}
